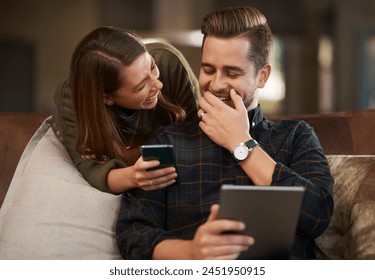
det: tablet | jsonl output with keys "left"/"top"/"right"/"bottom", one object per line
{"left": 218, "top": 185, "right": 305, "bottom": 259}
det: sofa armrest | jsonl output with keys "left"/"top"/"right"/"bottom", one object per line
{"left": 315, "top": 155, "right": 375, "bottom": 259}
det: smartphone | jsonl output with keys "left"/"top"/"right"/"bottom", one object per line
{"left": 140, "top": 144, "right": 176, "bottom": 170}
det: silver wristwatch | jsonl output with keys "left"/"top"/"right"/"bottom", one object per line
{"left": 233, "top": 139, "right": 258, "bottom": 162}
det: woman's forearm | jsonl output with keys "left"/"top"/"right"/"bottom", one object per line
{"left": 106, "top": 166, "right": 136, "bottom": 193}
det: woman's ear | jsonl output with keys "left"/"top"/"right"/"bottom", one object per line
{"left": 257, "top": 64, "right": 271, "bottom": 88}
{"left": 103, "top": 94, "right": 114, "bottom": 106}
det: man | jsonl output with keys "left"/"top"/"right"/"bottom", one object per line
{"left": 116, "top": 6, "right": 334, "bottom": 260}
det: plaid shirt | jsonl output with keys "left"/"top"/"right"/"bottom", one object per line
{"left": 116, "top": 105, "right": 334, "bottom": 259}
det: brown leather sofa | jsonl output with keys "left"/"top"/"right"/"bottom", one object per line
{"left": 0, "top": 109, "right": 374, "bottom": 259}
{"left": 0, "top": 113, "right": 49, "bottom": 206}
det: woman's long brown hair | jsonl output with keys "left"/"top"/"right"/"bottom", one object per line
{"left": 70, "top": 26, "right": 185, "bottom": 162}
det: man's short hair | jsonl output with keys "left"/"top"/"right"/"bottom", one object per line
{"left": 201, "top": 6, "right": 273, "bottom": 72}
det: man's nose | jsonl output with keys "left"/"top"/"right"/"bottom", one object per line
{"left": 209, "top": 73, "right": 228, "bottom": 93}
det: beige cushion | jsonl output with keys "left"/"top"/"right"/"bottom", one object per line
{"left": 0, "top": 118, "right": 122, "bottom": 259}
{"left": 315, "top": 155, "right": 375, "bottom": 259}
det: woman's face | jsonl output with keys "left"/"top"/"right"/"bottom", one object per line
{"left": 107, "top": 52, "right": 163, "bottom": 110}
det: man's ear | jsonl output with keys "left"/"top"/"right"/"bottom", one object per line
{"left": 257, "top": 64, "right": 271, "bottom": 88}
{"left": 103, "top": 94, "right": 114, "bottom": 106}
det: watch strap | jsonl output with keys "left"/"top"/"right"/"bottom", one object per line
{"left": 244, "top": 139, "right": 258, "bottom": 150}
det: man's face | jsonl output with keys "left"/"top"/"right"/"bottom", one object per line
{"left": 199, "top": 35, "right": 265, "bottom": 109}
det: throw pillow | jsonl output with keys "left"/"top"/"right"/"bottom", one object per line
{"left": 0, "top": 118, "right": 122, "bottom": 259}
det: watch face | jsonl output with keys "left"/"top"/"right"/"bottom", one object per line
{"left": 234, "top": 144, "right": 249, "bottom": 161}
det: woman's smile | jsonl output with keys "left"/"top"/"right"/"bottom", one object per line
{"left": 144, "top": 91, "right": 160, "bottom": 104}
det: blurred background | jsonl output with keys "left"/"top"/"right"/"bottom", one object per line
{"left": 0, "top": 0, "right": 374, "bottom": 116}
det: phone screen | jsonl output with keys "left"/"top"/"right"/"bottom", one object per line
{"left": 140, "top": 144, "right": 176, "bottom": 170}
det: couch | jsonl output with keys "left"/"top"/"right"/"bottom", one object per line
{"left": 0, "top": 109, "right": 374, "bottom": 259}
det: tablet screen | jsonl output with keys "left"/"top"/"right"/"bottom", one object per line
{"left": 218, "top": 185, "right": 305, "bottom": 259}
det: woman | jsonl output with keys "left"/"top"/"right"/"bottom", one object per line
{"left": 53, "top": 26, "right": 200, "bottom": 193}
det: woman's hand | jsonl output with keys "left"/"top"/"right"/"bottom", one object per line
{"left": 81, "top": 149, "right": 110, "bottom": 161}
{"left": 131, "top": 156, "right": 177, "bottom": 191}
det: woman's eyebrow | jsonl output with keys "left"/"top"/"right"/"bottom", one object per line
{"left": 132, "top": 56, "right": 154, "bottom": 90}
